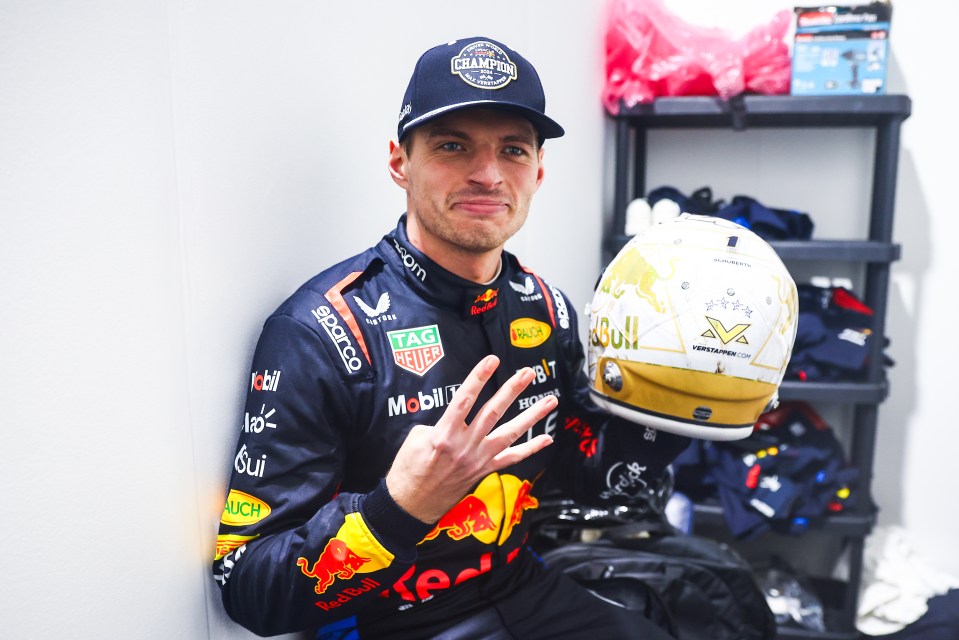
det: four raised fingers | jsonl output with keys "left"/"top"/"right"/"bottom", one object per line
{"left": 485, "top": 394, "right": 558, "bottom": 456}
{"left": 434, "top": 354, "right": 557, "bottom": 471}
{"left": 437, "top": 355, "right": 501, "bottom": 429}
{"left": 467, "top": 366, "right": 538, "bottom": 438}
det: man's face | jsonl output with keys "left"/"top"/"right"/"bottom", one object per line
{"left": 390, "top": 109, "right": 545, "bottom": 260}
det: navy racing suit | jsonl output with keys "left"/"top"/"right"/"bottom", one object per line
{"left": 213, "top": 216, "right": 690, "bottom": 637}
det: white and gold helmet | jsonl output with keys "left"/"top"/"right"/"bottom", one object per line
{"left": 588, "top": 214, "right": 798, "bottom": 441}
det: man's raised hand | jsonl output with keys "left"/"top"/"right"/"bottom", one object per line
{"left": 385, "top": 355, "right": 557, "bottom": 524}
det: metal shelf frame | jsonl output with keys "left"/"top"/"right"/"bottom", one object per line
{"left": 606, "top": 94, "right": 911, "bottom": 638}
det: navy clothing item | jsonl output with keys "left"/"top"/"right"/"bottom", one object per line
{"left": 213, "top": 216, "right": 690, "bottom": 637}
{"left": 864, "top": 589, "right": 959, "bottom": 640}
{"left": 713, "top": 195, "right": 813, "bottom": 241}
{"left": 787, "top": 285, "right": 882, "bottom": 382}
{"left": 646, "top": 186, "right": 814, "bottom": 241}
{"left": 647, "top": 185, "right": 720, "bottom": 215}
{"left": 673, "top": 402, "right": 857, "bottom": 539}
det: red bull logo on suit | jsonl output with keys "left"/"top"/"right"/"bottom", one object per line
{"left": 297, "top": 538, "right": 369, "bottom": 595}
{"left": 379, "top": 472, "right": 540, "bottom": 606}
{"left": 296, "top": 513, "right": 394, "bottom": 595}
{"left": 421, "top": 472, "right": 539, "bottom": 546}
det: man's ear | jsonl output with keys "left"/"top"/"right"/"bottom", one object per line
{"left": 535, "top": 146, "right": 545, "bottom": 190}
{"left": 388, "top": 139, "right": 408, "bottom": 189}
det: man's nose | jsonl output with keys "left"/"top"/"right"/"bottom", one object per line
{"left": 468, "top": 148, "right": 504, "bottom": 188}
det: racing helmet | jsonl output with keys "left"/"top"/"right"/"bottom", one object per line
{"left": 588, "top": 214, "right": 798, "bottom": 441}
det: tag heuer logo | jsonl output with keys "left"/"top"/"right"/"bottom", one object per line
{"left": 387, "top": 325, "right": 444, "bottom": 375}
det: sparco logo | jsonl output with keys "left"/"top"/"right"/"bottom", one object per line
{"left": 549, "top": 285, "right": 570, "bottom": 329}
{"left": 451, "top": 41, "right": 517, "bottom": 90}
{"left": 312, "top": 306, "right": 364, "bottom": 372}
{"left": 393, "top": 239, "right": 426, "bottom": 281}
{"left": 388, "top": 384, "right": 460, "bottom": 416}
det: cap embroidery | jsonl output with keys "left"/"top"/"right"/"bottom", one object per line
{"left": 450, "top": 41, "right": 517, "bottom": 90}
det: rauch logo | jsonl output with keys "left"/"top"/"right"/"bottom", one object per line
{"left": 221, "top": 489, "right": 271, "bottom": 526}
{"left": 509, "top": 318, "right": 551, "bottom": 348}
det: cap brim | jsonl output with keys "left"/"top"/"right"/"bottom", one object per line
{"left": 400, "top": 100, "right": 565, "bottom": 140}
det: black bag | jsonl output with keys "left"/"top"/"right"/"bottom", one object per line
{"left": 540, "top": 521, "right": 777, "bottom": 640}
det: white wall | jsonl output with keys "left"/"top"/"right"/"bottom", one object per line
{"left": 876, "top": 0, "right": 959, "bottom": 579}
{"left": 1, "top": 1, "right": 954, "bottom": 638}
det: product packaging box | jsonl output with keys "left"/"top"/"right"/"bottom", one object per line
{"left": 791, "top": 3, "right": 892, "bottom": 96}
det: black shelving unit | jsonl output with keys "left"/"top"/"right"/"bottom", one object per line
{"left": 605, "top": 94, "right": 911, "bottom": 639}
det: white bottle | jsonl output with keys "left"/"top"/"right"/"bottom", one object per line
{"left": 652, "top": 198, "right": 681, "bottom": 225}
{"left": 624, "top": 198, "right": 652, "bottom": 235}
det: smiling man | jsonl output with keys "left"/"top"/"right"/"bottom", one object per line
{"left": 390, "top": 109, "right": 542, "bottom": 283}
{"left": 212, "top": 36, "right": 689, "bottom": 639}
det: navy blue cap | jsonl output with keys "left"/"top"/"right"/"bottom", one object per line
{"left": 397, "top": 36, "right": 565, "bottom": 141}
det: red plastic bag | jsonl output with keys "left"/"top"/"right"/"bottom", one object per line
{"left": 603, "top": 0, "right": 791, "bottom": 112}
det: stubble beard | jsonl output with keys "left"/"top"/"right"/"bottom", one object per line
{"left": 422, "top": 193, "right": 531, "bottom": 254}
{"left": 435, "top": 218, "right": 521, "bottom": 254}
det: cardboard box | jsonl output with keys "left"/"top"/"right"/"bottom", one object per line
{"left": 791, "top": 3, "right": 892, "bottom": 96}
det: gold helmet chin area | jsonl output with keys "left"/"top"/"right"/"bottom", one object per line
{"left": 587, "top": 213, "right": 798, "bottom": 441}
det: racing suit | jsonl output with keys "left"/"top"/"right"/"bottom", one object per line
{"left": 213, "top": 216, "right": 690, "bottom": 638}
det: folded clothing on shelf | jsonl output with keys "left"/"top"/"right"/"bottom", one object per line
{"left": 672, "top": 401, "right": 858, "bottom": 539}
{"left": 788, "top": 283, "right": 891, "bottom": 382}
{"left": 646, "top": 185, "right": 814, "bottom": 241}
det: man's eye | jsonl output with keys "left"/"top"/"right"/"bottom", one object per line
{"left": 440, "top": 142, "right": 464, "bottom": 151}
{"left": 505, "top": 146, "right": 528, "bottom": 157}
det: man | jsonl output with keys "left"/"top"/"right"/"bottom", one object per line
{"left": 213, "top": 36, "right": 690, "bottom": 639}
